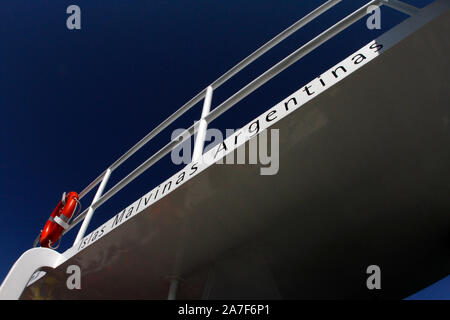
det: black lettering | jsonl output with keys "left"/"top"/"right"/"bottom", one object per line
{"left": 234, "top": 131, "right": 242, "bottom": 145}
{"left": 176, "top": 171, "right": 185, "bottom": 184}
{"left": 125, "top": 206, "right": 134, "bottom": 219}
{"left": 190, "top": 162, "right": 198, "bottom": 175}
{"left": 266, "top": 110, "right": 277, "bottom": 122}
{"left": 332, "top": 66, "right": 347, "bottom": 78}
{"left": 352, "top": 53, "right": 367, "bottom": 64}
{"left": 302, "top": 84, "right": 315, "bottom": 96}
{"left": 370, "top": 42, "right": 383, "bottom": 52}
{"left": 135, "top": 198, "right": 142, "bottom": 213}
{"left": 317, "top": 76, "right": 326, "bottom": 87}
{"left": 154, "top": 186, "right": 160, "bottom": 200}
{"left": 78, "top": 236, "right": 88, "bottom": 251}
{"left": 98, "top": 224, "right": 106, "bottom": 238}
{"left": 162, "top": 181, "right": 172, "bottom": 194}
{"left": 91, "top": 231, "right": 99, "bottom": 242}
{"left": 112, "top": 209, "right": 126, "bottom": 228}
{"left": 214, "top": 142, "right": 228, "bottom": 159}
{"left": 284, "top": 97, "right": 297, "bottom": 111}
{"left": 248, "top": 120, "right": 260, "bottom": 137}
{"left": 143, "top": 193, "right": 153, "bottom": 206}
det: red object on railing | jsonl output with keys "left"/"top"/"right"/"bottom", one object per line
{"left": 40, "top": 191, "right": 79, "bottom": 248}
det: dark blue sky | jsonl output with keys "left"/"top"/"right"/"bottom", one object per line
{"left": 0, "top": 0, "right": 439, "bottom": 298}
{"left": 405, "top": 275, "right": 450, "bottom": 300}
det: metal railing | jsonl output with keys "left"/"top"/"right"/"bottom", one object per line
{"left": 63, "top": 0, "right": 419, "bottom": 244}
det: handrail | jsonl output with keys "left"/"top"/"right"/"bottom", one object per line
{"left": 382, "top": 0, "right": 419, "bottom": 16}
{"left": 204, "top": 0, "right": 384, "bottom": 126}
{"left": 64, "top": 0, "right": 419, "bottom": 242}
{"left": 76, "top": 0, "right": 342, "bottom": 200}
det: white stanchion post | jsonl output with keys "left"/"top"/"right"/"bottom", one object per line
{"left": 168, "top": 86, "right": 213, "bottom": 300}
{"left": 73, "top": 168, "right": 112, "bottom": 245}
{"left": 192, "top": 86, "right": 213, "bottom": 162}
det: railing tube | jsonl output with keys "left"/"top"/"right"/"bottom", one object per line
{"left": 65, "top": 0, "right": 395, "bottom": 239}
{"left": 204, "top": 0, "right": 383, "bottom": 125}
{"left": 382, "top": 0, "right": 419, "bottom": 16}
{"left": 66, "top": 0, "right": 342, "bottom": 205}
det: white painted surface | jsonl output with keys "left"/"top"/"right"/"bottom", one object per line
{"left": 0, "top": 248, "right": 64, "bottom": 300}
